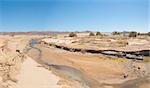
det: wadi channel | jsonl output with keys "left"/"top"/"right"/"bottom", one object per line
{"left": 0, "top": 33, "right": 150, "bottom": 88}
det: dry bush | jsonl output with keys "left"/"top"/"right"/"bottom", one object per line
{"left": 148, "top": 32, "right": 150, "bottom": 36}
{"left": 129, "top": 31, "right": 137, "bottom": 37}
{"left": 96, "top": 32, "right": 102, "bottom": 36}
{"left": 116, "top": 40, "right": 128, "bottom": 47}
{"left": 112, "top": 31, "right": 120, "bottom": 35}
{"left": 89, "top": 32, "right": 95, "bottom": 36}
{"left": 69, "top": 32, "right": 77, "bottom": 37}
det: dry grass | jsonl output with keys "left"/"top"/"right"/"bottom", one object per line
{"left": 143, "top": 57, "right": 150, "bottom": 63}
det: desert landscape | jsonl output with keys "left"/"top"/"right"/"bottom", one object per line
{"left": 0, "top": 32, "right": 149, "bottom": 88}
{"left": 0, "top": 0, "right": 149, "bottom": 87}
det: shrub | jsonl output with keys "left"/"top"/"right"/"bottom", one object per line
{"left": 89, "top": 32, "right": 95, "bottom": 36}
{"left": 96, "top": 32, "right": 102, "bottom": 36}
{"left": 148, "top": 32, "right": 150, "bottom": 36}
{"left": 112, "top": 31, "right": 120, "bottom": 35}
{"left": 69, "top": 32, "right": 77, "bottom": 37}
{"left": 129, "top": 31, "right": 137, "bottom": 37}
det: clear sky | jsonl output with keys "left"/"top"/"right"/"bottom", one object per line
{"left": 0, "top": 0, "right": 149, "bottom": 32}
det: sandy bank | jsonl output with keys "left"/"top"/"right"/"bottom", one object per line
{"left": 0, "top": 36, "right": 65, "bottom": 88}
{"left": 16, "top": 57, "right": 61, "bottom": 88}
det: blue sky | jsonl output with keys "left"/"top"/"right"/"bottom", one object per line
{"left": 0, "top": 0, "right": 149, "bottom": 32}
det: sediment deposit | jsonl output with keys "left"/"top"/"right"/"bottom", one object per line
{"left": 0, "top": 34, "right": 150, "bottom": 88}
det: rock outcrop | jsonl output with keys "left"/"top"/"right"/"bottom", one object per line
{"left": 0, "top": 37, "right": 28, "bottom": 88}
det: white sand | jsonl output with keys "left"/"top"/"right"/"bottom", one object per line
{"left": 16, "top": 57, "right": 61, "bottom": 88}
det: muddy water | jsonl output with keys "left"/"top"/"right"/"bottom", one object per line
{"left": 48, "top": 64, "right": 103, "bottom": 88}
{"left": 27, "top": 39, "right": 150, "bottom": 88}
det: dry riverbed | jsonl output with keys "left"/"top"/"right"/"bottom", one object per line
{"left": 0, "top": 35, "right": 150, "bottom": 88}
{"left": 27, "top": 42, "right": 150, "bottom": 88}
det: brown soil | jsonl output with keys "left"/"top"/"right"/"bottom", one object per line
{"left": 27, "top": 43, "right": 150, "bottom": 88}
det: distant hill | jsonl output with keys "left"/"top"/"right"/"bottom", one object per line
{"left": 0, "top": 31, "right": 70, "bottom": 35}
